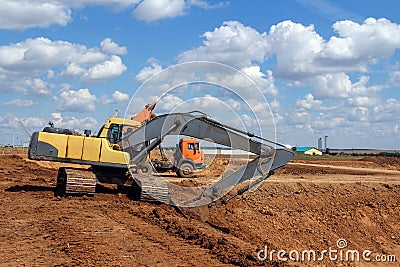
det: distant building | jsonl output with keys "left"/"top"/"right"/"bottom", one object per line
{"left": 296, "top": 147, "right": 323, "bottom": 156}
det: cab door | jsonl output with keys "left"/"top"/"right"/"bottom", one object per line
{"left": 183, "top": 141, "right": 202, "bottom": 164}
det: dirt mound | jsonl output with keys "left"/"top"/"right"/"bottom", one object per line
{"left": 0, "top": 154, "right": 57, "bottom": 182}
{"left": 0, "top": 154, "right": 399, "bottom": 266}
{"left": 360, "top": 156, "right": 400, "bottom": 169}
{"left": 279, "top": 164, "right": 381, "bottom": 175}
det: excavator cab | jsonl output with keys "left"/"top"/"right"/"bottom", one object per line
{"left": 170, "top": 138, "right": 205, "bottom": 178}
{"left": 179, "top": 138, "right": 204, "bottom": 165}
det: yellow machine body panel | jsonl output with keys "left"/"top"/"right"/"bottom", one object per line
{"left": 66, "top": 135, "right": 84, "bottom": 159}
{"left": 99, "top": 139, "right": 127, "bottom": 164}
{"left": 32, "top": 131, "right": 129, "bottom": 167}
{"left": 38, "top": 132, "right": 68, "bottom": 158}
{"left": 81, "top": 137, "right": 102, "bottom": 162}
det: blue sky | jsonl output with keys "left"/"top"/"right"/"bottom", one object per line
{"left": 0, "top": 0, "right": 399, "bottom": 149}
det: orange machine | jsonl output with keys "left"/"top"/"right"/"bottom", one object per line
{"left": 152, "top": 137, "right": 205, "bottom": 178}
{"left": 178, "top": 138, "right": 204, "bottom": 165}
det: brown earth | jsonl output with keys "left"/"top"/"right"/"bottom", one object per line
{"left": 0, "top": 153, "right": 399, "bottom": 266}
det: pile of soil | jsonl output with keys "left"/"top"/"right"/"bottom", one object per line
{"left": 0, "top": 154, "right": 399, "bottom": 266}
{"left": 360, "top": 156, "right": 400, "bottom": 170}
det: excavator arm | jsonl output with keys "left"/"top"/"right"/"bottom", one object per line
{"left": 122, "top": 112, "right": 294, "bottom": 211}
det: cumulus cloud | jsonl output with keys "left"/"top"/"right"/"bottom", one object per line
{"left": 0, "top": 0, "right": 142, "bottom": 30}
{"left": 21, "top": 117, "right": 47, "bottom": 128}
{"left": 53, "top": 88, "right": 97, "bottom": 112}
{"left": 2, "top": 99, "right": 38, "bottom": 107}
{"left": 296, "top": 94, "right": 323, "bottom": 110}
{"left": 80, "top": 55, "right": 127, "bottom": 83}
{"left": 134, "top": 61, "right": 163, "bottom": 83}
{"left": 100, "top": 38, "right": 127, "bottom": 55}
{"left": 174, "top": 18, "right": 400, "bottom": 100}
{"left": 133, "top": 0, "right": 186, "bottom": 22}
{"left": 372, "top": 98, "right": 400, "bottom": 122}
{"left": 132, "top": 0, "right": 226, "bottom": 22}
{"left": 0, "top": 37, "right": 128, "bottom": 92}
{"left": 178, "top": 21, "right": 269, "bottom": 68}
{"left": 0, "top": 113, "right": 46, "bottom": 129}
{"left": 28, "top": 78, "right": 52, "bottom": 96}
{"left": 268, "top": 18, "right": 400, "bottom": 78}
{"left": 241, "top": 66, "right": 277, "bottom": 96}
{"left": 0, "top": 0, "right": 72, "bottom": 30}
{"left": 50, "top": 112, "right": 99, "bottom": 130}
{"left": 306, "top": 73, "right": 385, "bottom": 99}
{"left": 100, "top": 90, "right": 130, "bottom": 105}
{"left": 0, "top": 0, "right": 225, "bottom": 30}
{"left": 321, "top": 18, "right": 400, "bottom": 68}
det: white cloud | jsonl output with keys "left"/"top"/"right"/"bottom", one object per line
{"left": 63, "top": 63, "right": 86, "bottom": 77}
{"left": 296, "top": 94, "right": 323, "bottom": 110}
{"left": 80, "top": 55, "right": 127, "bottom": 83}
{"left": 188, "top": 0, "right": 227, "bottom": 9}
{"left": 0, "top": 37, "right": 128, "bottom": 92}
{"left": 28, "top": 78, "right": 52, "bottom": 96}
{"left": 268, "top": 18, "right": 400, "bottom": 78}
{"left": 306, "top": 73, "right": 384, "bottom": 99}
{"left": 267, "top": 20, "right": 324, "bottom": 79}
{"left": 63, "top": 0, "right": 141, "bottom": 10}
{"left": 50, "top": 112, "right": 99, "bottom": 130}
{"left": 372, "top": 98, "right": 400, "bottom": 122}
{"left": 0, "top": 0, "right": 72, "bottom": 30}
{"left": 112, "top": 90, "right": 130, "bottom": 102}
{"left": 178, "top": 21, "right": 269, "bottom": 68}
{"left": 321, "top": 18, "right": 400, "bottom": 68}
{"left": 0, "top": 0, "right": 224, "bottom": 30}
{"left": 100, "top": 90, "right": 130, "bottom": 105}
{"left": 347, "top": 96, "right": 379, "bottom": 107}
{"left": 133, "top": 0, "right": 186, "bottom": 22}
{"left": 133, "top": 18, "right": 399, "bottom": 149}
{"left": 241, "top": 66, "right": 277, "bottom": 96}
{"left": 2, "top": 99, "right": 38, "bottom": 107}
{"left": 53, "top": 88, "right": 97, "bottom": 112}
{"left": 390, "top": 70, "right": 400, "bottom": 86}
{"left": 22, "top": 117, "right": 47, "bottom": 128}
{"left": 100, "top": 38, "right": 127, "bottom": 55}
{"left": 132, "top": 0, "right": 226, "bottom": 22}
{"left": 0, "top": 113, "right": 46, "bottom": 130}
{"left": 135, "top": 61, "right": 163, "bottom": 83}
{"left": 0, "top": 0, "right": 143, "bottom": 30}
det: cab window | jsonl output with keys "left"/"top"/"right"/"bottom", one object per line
{"left": 107, "top": 124, "right": 122, "bottom": 144}
{"left": 187, "top": 143, "right": 195, "bottom": 150}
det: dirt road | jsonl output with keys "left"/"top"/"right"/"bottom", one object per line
{"left": 0, "top": 154, "right": 399, "bottom": 266}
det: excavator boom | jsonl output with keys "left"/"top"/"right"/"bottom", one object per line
{"left": 122, "top": 112, "right": 294, "bottom": 209}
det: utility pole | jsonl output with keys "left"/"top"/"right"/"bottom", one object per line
{"left": 12, "top": 128, "right": 16, "bottom": 148}
{"left": 324, "top": 135, "right": 328, "bottom": 154}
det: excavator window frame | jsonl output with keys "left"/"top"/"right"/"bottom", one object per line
{"left": 107, "top": 123, "right": 122, "bottom": 144}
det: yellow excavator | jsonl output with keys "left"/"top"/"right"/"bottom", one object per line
{"left": 28, "top": 101, "right": 295, "bottom": 217}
